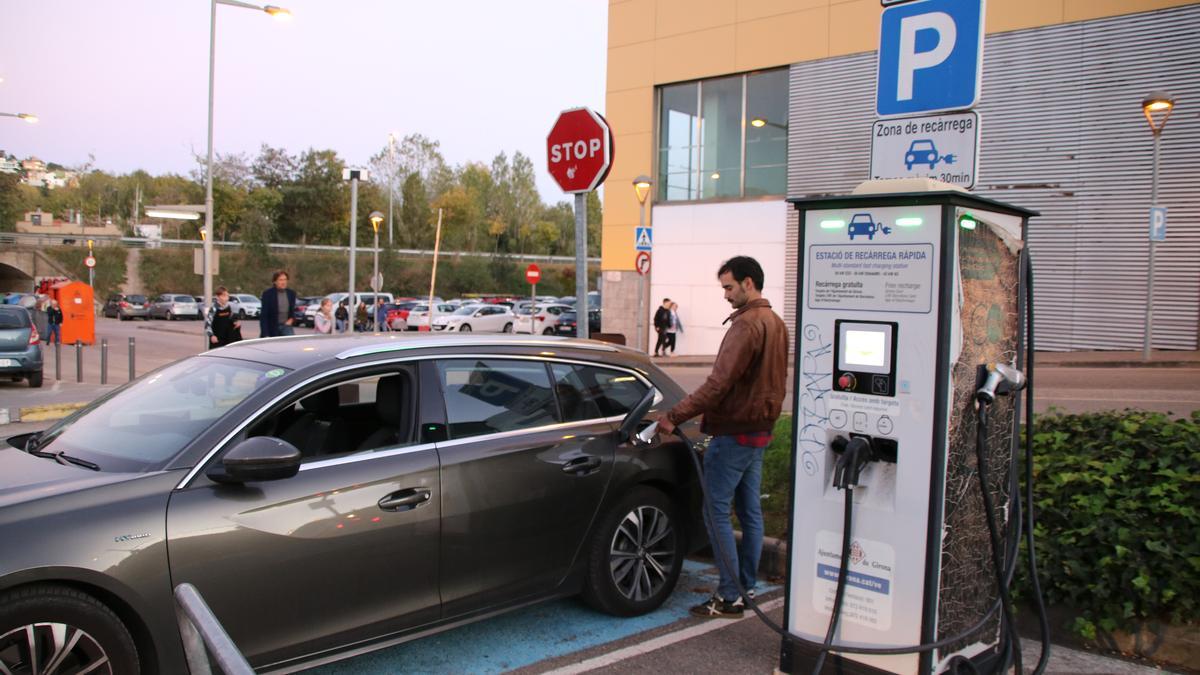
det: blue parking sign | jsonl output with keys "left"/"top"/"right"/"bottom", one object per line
{"left": 876, "top": 0, "right": 985, "bottom": 117}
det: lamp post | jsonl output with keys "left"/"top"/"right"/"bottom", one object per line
{"left": 369, "top": 211, "right": 384, "bottom": 293}
{"left": 387, "top": 133, "right": 396, "bottom": 247}
{"left": 1140, "top": 91, "right": 1175, "bottom": 361}
{"left": 633, "top": 175, "right": 653, "bottom": 352}
{"left": 203, "top": 1, "right": 290, "bottom": 329}
{"left": 0, "top": 112, "right": 38, "bottom": 123}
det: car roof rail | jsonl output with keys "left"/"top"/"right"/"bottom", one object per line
{"left": 335, "top": 335, "right": 620, "bottom": 360}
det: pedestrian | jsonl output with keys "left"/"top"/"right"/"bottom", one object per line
{"left": 355, "top": 301, "right": 369, "bottom": 332}
{"left": 204, "top": 287, "right": 242, "bottom": 349}
{"left": 652, "top": 298, "right": 671, "bottom": 356}
{"left": 655, "top": 256, "right": 788, "bottom": 618}
{"left": 665, "top": 301, "right": 683, "bottom": 356}
{"left": 375, "top": 298, "right": 390, "bottom": 332}
{"left": 314, "top": 298, "right": 335, "bottom": 335}
{"left": 45, "top": 298, "right": 63, "bottom": 346}
{"left": 335, "top": 299, "right": 350, "bottom": 333}
{"left": 259, "top": 270, "right": 298, "bottom": 338}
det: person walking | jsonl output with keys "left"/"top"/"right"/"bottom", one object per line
{"left": 335, "top": 299, "right": 350, "bottom": 333}
{"left": 314, "top": 298, "right": 335, "bottom": 335}
{"left": 355, "top": 302, "right": 369, "bottom": 332}
{"left": 259, "top": 270, "right": 298, "bottom": 338}
{"left": 664, "top": 301, "right": 683, "bottom": 356}
{"left": 655, "top": 256, "right": 788, "bottom": 618}
{"left": 45, "top": 299, "right": 63, "bottom": 346}
{"left": 652, "top": 298, "right": 672, "bottom": 357}
{"left": 375, "top": 298, "right": 390, "bottom": 332}
{"left": 204, "top": 287, "right": 242, "bottom": 349}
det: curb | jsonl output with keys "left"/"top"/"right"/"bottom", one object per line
{"left": 137, "top": 324, "right": 202, "bottom": 338}
{"left": 4, "top": 402, "right": 88, "bottom": 425}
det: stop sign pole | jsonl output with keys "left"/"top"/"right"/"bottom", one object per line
{"left": 526, "top": 263, "right": 541, "bottom": 327}
{"left": 547, "top": 107, "right": 613, "bottom": 340}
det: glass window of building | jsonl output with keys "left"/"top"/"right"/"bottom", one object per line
{"left": 656, "top": 69, "right": 788, "bottom": 202}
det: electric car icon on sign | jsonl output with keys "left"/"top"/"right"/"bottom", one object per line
{"left": 848, "top": 213, "right": 891, "bottom": 240}
{"left": 905, "top": 139, "right": 956, "bottom": 171}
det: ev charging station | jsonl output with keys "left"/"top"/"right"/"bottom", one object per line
{"left": 780, "top": 180, "right": 1038, "bottom": 674}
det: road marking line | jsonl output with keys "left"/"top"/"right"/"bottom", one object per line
{"left": 543, "top": 597, "right": 786, "bottom": 675}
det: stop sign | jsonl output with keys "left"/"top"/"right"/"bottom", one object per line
{"left": 525, "top": 263, "right": 541, "bottom": 285}
{"left": 547, "top": 107, "right": 614, "bottom": 193}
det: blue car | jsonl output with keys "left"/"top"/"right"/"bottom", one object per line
{"left": 905, "top": 139, "right": 939, "bottom": 170}
{"left": 0, "top": 306, "right": 43, "bottom": 388}
{"left": 848, "top": 213, "right": 881, "bottom": 240}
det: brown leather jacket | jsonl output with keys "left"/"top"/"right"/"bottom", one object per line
{"left": 666, "top": 298, "right": 789, "bottom": 435}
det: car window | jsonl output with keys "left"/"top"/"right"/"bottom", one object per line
{"left": 437, "top": 359, "right": 558, "bottom": 440}
{"left": 0, "top": 308, "right": 30, "bottom": 329}
{"left": 549, "top": 364, "right": 605, "bottom": 422}
{"left": 34, "top": 356, "right": 280, "bottom": 472}
{"left": 574, "top": 365, "right": 649, "bottom": 417}
{"left": 174, "top": 295, "right": 193, "bottom": 302}
{"left": 128, "top": 295, "right": 146, "bottom": 303}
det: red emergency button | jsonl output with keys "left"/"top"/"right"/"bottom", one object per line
{"left": 838, "top": 373, "right": 856, "bottom": 390}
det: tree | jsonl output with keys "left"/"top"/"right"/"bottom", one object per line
{"left": 0, "top": 172, "right": 23, "bottom": 231}
{"left": 252, "top": 145, "right": 297, "bottom": 190}
{"left": 400, "top": 173, "right": 432, "bottom": 249}
{"left": 278, "top": 149, "right": 346, "bottom": 246}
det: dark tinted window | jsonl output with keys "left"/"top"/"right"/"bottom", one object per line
{"left": 550, "top": 364, "right": 605, "bottom": 422}
{"left": 437, "top": 359, "right": 558, "bottom": 439}
{"left": 174, "top": 295, "right": 193, "bottom": 302}
{"left": 128, "top": 295, "right": 147, "bottom": 303}
{"left": 579, "top": 365, "right": 649, "bottom": 417}
{"left": 0, "top": 308, "right": 30, "bottom": 329}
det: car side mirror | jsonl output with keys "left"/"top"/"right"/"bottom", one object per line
{"left": 617, "top": 387, "right": 659, "bottom": 443}
{"left": 208, "top": 436, "right": 301, "bottom": 485}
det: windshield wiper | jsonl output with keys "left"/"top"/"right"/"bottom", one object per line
{"left": 24, "top": 431, "right": 43, "bottom": 452}
{"left": 26, "top": 447, "right": 101, "bottom": 471}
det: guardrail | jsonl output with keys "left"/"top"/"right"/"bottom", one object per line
{"left": 175, "top": 583, "right": 254, "bottom": 675}
{"left": 0, "top": 231, "right": 600, "bottom": 264}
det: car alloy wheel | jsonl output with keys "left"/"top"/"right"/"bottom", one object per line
{"left": 459, "top": 324, "right": 472, "bottom": 332}
{"left": 609, "top": 504, "right": 676, "bottom": 602}
{"left": 503, "top": 323, "right": 513, "bottom": 333}
{"left": 0, "top": 622, "right": 112, "bottom": 674}
{"left": 582, "top": 487, "right": 683, "bottom": 616}
{"left": 0, "top": 585, "right": 138, "bottom": 674}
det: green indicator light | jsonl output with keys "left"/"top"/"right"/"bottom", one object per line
{"left": 820, "top": 219, "right": 846, "bottom": 229}
{"left": 958, "top": 214, "right": 978, "bottom": 230}
{"left": 895, "top": 217, "right": 923, "bottom": 227}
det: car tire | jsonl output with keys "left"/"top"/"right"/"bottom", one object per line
{"left": 502, "top": 322, "right": 513, "bottom": 333}
{"left": 459, "top": 324, "right": 472, "bottom": 332}
{"left": 581, "top": 486, "right": 684, "bottom": 617}
{"left": 238, "top": 309, "right": 246, "bottom": 320}
{"left": 543, "top": 328, "right": 555, "bottom": 335}
{"left": 119, "top": 314, "right": 127, "bottom": 321}
{"left": 27, "top": 370, "right": 43, "bottom": 388}
{"left": 0, "top": 583, "right": 139, "bottom": 675}
{"left": 167, "top": 312, "right": 174, "bottom": 321}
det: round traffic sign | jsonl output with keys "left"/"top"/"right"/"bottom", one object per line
{"left": 547, "top": 107, "right": 614, "bottom": 194}
{"left": 635, "top": 251, "right": 651, "bottom": 276}
{"left": 84, "top": 255, "right": 96, "bottom": 269}
{"left": 525, "top": 263, "right": 541, "bottom": 285}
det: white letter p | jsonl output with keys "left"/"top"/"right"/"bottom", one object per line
{"left": 897, "top": 12, "right": 956, "bottom": 101}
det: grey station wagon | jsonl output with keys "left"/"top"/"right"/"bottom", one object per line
{"left": 0, "top": 334, "right": 702, "bottom": 673}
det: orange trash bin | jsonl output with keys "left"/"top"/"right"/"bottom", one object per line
{"left": 51, "top": 281, "right": 95, "bottom": 346}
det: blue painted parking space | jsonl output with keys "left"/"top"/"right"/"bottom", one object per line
{"left": 303, "top": 559, "right": 777, "bottom": 674}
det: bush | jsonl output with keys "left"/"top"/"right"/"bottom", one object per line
{"left": 1023, "top": 410, "right": 1200, "bottom": 638}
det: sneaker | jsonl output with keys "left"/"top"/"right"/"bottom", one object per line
{"left": 732, "top": 589, "right": 755, "bottom": 610}
{"left": 690, "top": 595, "right": 744, "bottom": 619}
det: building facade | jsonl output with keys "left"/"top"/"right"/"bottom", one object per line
{"left": 601, "top": 0, "right": 1200, "bottom": 353}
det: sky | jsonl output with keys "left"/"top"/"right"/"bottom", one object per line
{"left": 0, "top": 0, "right": 608, "bottom": 200}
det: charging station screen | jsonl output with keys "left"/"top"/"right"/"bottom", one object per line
{"left": 837, "top": 322, "right": 893, "bottom": 375}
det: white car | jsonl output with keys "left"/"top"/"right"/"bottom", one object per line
{"left": 228, "top": 294, "right": 262, "bottom": 319}
{"left": 149, "top": 294, "right": 200, "bottom": 321}
{"left": 515, "top": 304, "right": 572, "bottom": 335}
{"left": 432, "top": 304, "right": 515, "bottom": 333}
{"left": 404, "top": 303, "right": 457, "bottom": 331}
{"left": 307, "top": 292, "right": 395, "bottom": 326}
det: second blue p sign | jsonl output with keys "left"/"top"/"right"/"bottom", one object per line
{"left": 876, "top": 0, "right": 985, "bottom": 117}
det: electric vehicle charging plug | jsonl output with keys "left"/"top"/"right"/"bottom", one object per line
{"left": 831, "top": 436, "right": 874, "bottom": 489}
{"left": 975, "top": 362, "right": 1027, "bottom": 404}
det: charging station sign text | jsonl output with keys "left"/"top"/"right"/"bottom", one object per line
{"left": 876, "top": 0, "right": 985, "bottom": 117}
{"left": 870, "top": 111, "right": 979, "bottom": 188}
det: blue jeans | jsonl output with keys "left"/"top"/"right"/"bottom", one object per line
{"left": 277, "top": 324, "right": 295, "bottom": 336}
{"left": 46, "top": 324, "right": 61, "bottom": 344}
{"left": 702, "top": 435, "right": 765, "bottom": 601}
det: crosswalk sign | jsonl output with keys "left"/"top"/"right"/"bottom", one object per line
{"left": 635, "top": 227, "right": 653, "bottom": 251}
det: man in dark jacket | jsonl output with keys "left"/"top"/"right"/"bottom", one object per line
{"left": 657, "top": 256, "right": 788, "bottom": 618}
{"left": 260, "top": 270, "right": 298, "bottom": 337}
{"left": 652, "top": 298, "right": 671, "bottom": 356}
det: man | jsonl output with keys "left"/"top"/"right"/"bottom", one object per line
{"left": 656, "top": 256, "right": 788, "bottom": 618}
{"left": 652, "top": 298, "right": 672, "bottom": 357}
{"left": 260, "top": 270, "right": 298, "bottom": 338}
{"left": 205, "top": 287, "right": 242, "bottom": 349}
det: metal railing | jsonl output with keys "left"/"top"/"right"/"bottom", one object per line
{"left": 174, "top": 583, "right": 254, "bottom": 675}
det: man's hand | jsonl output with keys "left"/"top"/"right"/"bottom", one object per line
{"left": 656, "top": 413, "right": 676, "bottom": 436}
{"left": 285, "top": 318, "right": 294, "bottom": 326}
{"left": 210, "top": 335, "right": 218, "bottom": 344}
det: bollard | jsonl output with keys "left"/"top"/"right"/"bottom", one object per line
{"left": 101, "top": 339, "right": 108, "bottom": 385}
{"left": 55, "top": 342, "right": 61, "bottom": 380}
{"left": 75, "top": 340, "right": 82, "bottom": 383}
{"left": 128, "top": 337, "right": 136, "bottom": 382}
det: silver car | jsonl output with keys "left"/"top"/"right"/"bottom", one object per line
{"left": 149, "top": 294, "right": 200, "bottom": 320}
{"left": 0, "top": 335, "right": 700, "bottom": 673}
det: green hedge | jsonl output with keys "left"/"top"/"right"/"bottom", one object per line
{"left": 1024, "top": 410, "right": 1200, "bottom": 638}
{"left": 138, "top": 248, "right": 595, "bottom": 299}
{"left": 43, "top": 246, "right": 127, "bottom": 299}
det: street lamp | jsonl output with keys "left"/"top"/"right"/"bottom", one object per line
{"left": 749, "top": 117, "right": 787, "bottom": 131}
{"left": 203, "top": 0, "right": 291, "bottom": 331}
{"left": 369, "top": 211, "right": 384, "bottom": 302}
{"left": 0, "top": 112, "right": 38, "bottom": 123}
{"left": 633, "top": 174, "right": 653, "bottom": 352}
{"left": 1140, "top": 91, "right": 1175, "bottom": 361}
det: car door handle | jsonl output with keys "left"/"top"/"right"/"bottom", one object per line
{"left": 562, "top": 456, "right": 602, "bottom": 475}
{"left": 378, "top": 488, "right": 431, "bottom": 512}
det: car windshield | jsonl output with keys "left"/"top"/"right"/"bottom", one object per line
{"left": 913, "top": 141, "right": 934, "bottom": 150}
{"left": 33, "top": 356, "right": 282, "bottom": 473}
{"left": 0, "top": 308, "right": 29, "bottom": 329}
{"left": 453, "top": 306, "right": 477, "bottom": 316}
{"left": 174, "top": 295, "right": 194, "bottom": 303}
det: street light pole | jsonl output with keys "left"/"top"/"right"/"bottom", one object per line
{"left": 387, "top": 133, "right": 396, "bottom": 247}
{"left": 1140, "top": 91, "right": 1175, "bottom": 361}
{"left": 633, "top": 175, "right": 653, "bottom": 352}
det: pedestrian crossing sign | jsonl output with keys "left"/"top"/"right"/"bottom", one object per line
{"left": 635, "top": 227, "right": 653, "bottom": 251}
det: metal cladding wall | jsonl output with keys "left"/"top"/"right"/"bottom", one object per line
{"left": 787, "top": 5, "right": 1200, "bottom": 351}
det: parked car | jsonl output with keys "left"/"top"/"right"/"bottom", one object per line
{"left": 0, "top": 334, "right": 699, "bottom": 673}
{"left": 556, "top": 292, "right": 600, "bottom": 309}
{"left": 432, "top": 304, "right": 514, "bottom": 333}
{"left": 103, "top": 293, "right": 151, "bottom": 321}
{"left": 293, "top": 296, "right": 321, "bottom": 327}
{"left": 149, "top": 294, "right": 200, "bottom": 320}
{"left": 515, "top": 303, "right": 572, "bottom": 335}
{"left": 554, "top": 309, "right": 602, "bottom": 337}
{"left": 308, "top": 292, "right": 395, "bottom": 327}
{"left": 401, "top": 303, "right": 457, "bottom": 331}
{"left": 0, "top": 305, "right": 43, "bottom": 387}
{"left": 229, "top": 294, "right": 263, "bottom": 320}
